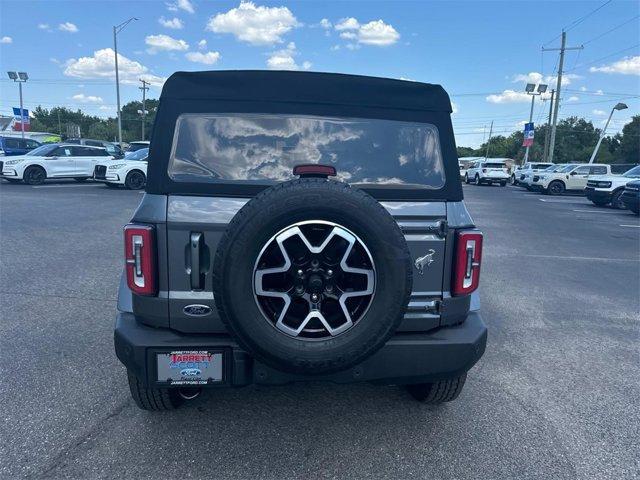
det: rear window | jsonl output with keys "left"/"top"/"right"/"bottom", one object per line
{"left": 168, "top": 114, "right": 446, "bottom": 189}
{"left": 483, "top": 163, "right": 505, "bottom": 169}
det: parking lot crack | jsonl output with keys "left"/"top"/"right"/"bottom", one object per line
{"left": 27, "top": 398, "right": 131, "bottom": 479}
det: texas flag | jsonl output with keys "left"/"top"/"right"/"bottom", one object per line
{"left": 522, "top": 122, "right": 534, "bottom": 147}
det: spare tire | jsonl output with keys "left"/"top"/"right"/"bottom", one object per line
{"left": 213, "top": 178, "right": 412, "bottom": 375}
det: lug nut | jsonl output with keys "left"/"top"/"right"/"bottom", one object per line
{"left": 327, "top": 269, "right": 333, "bottom": 276}
{"left": 297, "top": 269, "right": 304, "bottom": 276}
{"left": 311, "top": 293, "right": 319, "bottom": 303}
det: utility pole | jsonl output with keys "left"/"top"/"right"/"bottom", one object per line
{"left": 542, "top": 31, "right": 583, "bottom": 164}
{"left": 57, "top": 110, "right": 62, "bottom": 136}
{"left": 542, "top": 89, "right": 555, "bottom": 163}
{"left": 139, "top": 79, "right": 149, "bottom": 140}
{"left": 484, "top": 120, "right": 493, "bottom": 161}
{"left": 113, "top": 18, "right": 138, "bottom": 147}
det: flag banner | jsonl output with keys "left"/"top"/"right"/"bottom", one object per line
{"left": 12, "top": 107, "right": 30, "bottom": 131}
{"left": 522, "top": 122, "right": 534, "bottom": 147}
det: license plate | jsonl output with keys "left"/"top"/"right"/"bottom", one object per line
{"left": 156, "top": 350, "right": 223, "bottom": 385}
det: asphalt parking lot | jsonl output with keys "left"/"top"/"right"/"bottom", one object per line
{"left": 1, "top": 180, "right": 638, "bottom": 479}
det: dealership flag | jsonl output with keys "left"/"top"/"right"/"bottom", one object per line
{"left": 12, "top": 107, "right": 30, "bottom": 131}
{"left": 522, "top": 122, "right": 534, "bottom": 147}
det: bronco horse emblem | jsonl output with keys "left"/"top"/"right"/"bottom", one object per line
{"left": 414, "top": 249, "right": 436, "bottom": 275}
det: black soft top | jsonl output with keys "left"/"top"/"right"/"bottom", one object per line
{"left": 146, "top": 70, "right": 462, "bottom": 201}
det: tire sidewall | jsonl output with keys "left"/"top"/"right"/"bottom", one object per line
{"left": 24, "top": 166, "right": 45, "bottom": 185}
{"left": 214, "top": 180, "right": 412, "bottom": 374}
{"left": 125, "top": 170, "right": 146, "bottom": 190}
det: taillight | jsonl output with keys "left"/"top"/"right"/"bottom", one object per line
{"left": 452, "top": 230, "right": 483, "bottom": 296}
{"left": 124, "top": 224, "right": 157, "bottom": 296}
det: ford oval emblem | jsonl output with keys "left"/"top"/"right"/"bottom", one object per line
{"left": 183, "top": 304, "right": 212, "bottom": 317}
{"left": 181, "top": 368, "right": 201, "bottom": 377}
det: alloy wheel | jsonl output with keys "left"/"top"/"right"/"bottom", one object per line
{"left": 253, "top": 220, "right": 375, "bottom": 340}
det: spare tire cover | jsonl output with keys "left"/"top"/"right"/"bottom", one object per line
{"left": 213, "top": 178, "right": 412, "bottom": 374}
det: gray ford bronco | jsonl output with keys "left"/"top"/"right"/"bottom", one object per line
{"left": 115, "top": 71, "right": 487, "bottom": 410}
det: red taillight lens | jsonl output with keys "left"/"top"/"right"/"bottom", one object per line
{"left": 124, "top": 224, "right": 157, "bottom": 296}
{"left": 452, "top": 230, "right": 483, "bottom": 296}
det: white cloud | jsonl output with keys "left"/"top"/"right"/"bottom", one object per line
{"left": 580, "top": 86, "right": 587, "bottom": 92}
{"left": 330, "top": 44, "right": 340, "bottom": 51}
{"left": 320, "top": 18, "right": 331, "bottom": 29}
{"left": 567, "top": 96, "right": 579, "bottom": 102}
{"left": 166, "top": 0, "right": 195, "bottom": 14}
{"left": 63, "top": 48, "right": 166, "bottom": 86}
{"left": 333, "top": 17, "right": 399, "bottom": 46}
{"left": 592, "top": 109, "right": 607, "bottom": 116}
{"left": 38, "top": 23, "right": 50, "bottom": 30}
{"left": 159, "top": 16, "right": 184, "bottom": 29}
{"left": 594, "top": 89, "right": 604, "bottom": 95}
{"left": 207, "top": 1, "right": 299, "bottom": 46}
{"left": 512, "top": 71, "right": 580, "bottom": 87}
{"left": 198, "top": 39, "right": 207, "bottom": 49}
{"left": 485, "top": 89, "right": 551, "bottom": 104}
{"left": 266, "top": 42, "right": 311, "bottom": 71}
{"left": 72, "top": 93, "right": 103, "bottom": 104}
{"left": 145, "top": 34, "right": 189, "bottom": 53}
{"left": 590, "top": 56, "right": 640, "bottom": 76}
{"left": 185, "top": 51, "right": 221, "bottom": 65}
{"left": 0, "top": 36, "right": 12, "bottom": 44}
{"left": 58, "top": 22, "right": 78, "bottom": 33}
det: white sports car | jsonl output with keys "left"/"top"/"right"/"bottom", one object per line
{"left": 93, "top": 148, "right": 148, "bottom": 190}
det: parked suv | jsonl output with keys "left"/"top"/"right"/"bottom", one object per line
{"left": 621, "top": 180, "right": 640, "bottom": 214}
{"left": 66, "top": 138, "right": 123, "bottom": 158}
{"left": 511, "top": 162, "right": 554, "bottom": 187}
{"left": 585, "top": 165, "right": 640, "bottom": 209}
{"left": 536, "top": 163, "right": 610, "bottom": 195}
{"left": 464, "top": 159, "right": 509, "bottom": 186}
{"left": 0, "top": 136, "right": 41, "bottom": 156}
{"left": 94, "top": 147, "right": 148, "bottom": 189}
{"left": 114, "top": 71, "right": 487, "bottom": 411}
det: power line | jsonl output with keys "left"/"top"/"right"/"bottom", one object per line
{"left": 582, "top": 14, "right": 640, "bottom": 46}
{"left": 564, "top": 43, "right": 640, "bottom": 72}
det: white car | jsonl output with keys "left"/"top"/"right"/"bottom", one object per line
{"left": 0, "top": 143, "right": 113, "bottom": 185}
{"left": 528, "top": 164, "right": 571, "bottom": 191}
{"left": 513, "top": 162, "right": 554, "bottom": 188}
{"left": 585, "top": 165, "right": 640, "bottom": 209}
{"left": 93, "top": 148, "right": 148, "bottom": 189}
{"left": 534, "top": 163, "right": 611, "bottom": 195}
{"left": 464, "top": 160, "right": 510, "bottom": 186}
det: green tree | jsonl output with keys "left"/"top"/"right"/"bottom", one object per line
{"left": 618, "top": 115, "right": 639, "bottom": 164}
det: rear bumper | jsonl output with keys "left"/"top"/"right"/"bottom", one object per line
{"left": 115, "top": 311, "right": 487, "bottom": 387}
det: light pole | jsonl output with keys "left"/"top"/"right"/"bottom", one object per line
{"left": 7, "top": 71, "right": 28, "bottom": 139}
{"left": 588, "top": 102, "right": 628, "bottom": 164}
{"left": 113, "top": 17, "right": 138, "bottom": 147}
{"left": 522, "top": 82, "right": 547, "bottom": 165}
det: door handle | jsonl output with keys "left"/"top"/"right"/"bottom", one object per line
{"left": 189, "top": 232, "right": 203, "bottom": 290}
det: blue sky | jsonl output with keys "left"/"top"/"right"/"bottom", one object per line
{"left": 0, "top": 0, "right": 638, "bottom": 147}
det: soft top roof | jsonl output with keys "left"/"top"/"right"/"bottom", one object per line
{"left": 160, "top": 70, "right": 453, "bottom": 113}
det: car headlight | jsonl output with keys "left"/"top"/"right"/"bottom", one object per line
{"left": 5, "top": 159, "right": 23, "bottom": 166}
{"left": 108, "top": 163, "right": 126, "bottom": 170}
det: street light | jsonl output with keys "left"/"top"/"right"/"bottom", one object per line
{"left": 7, "top": 71, "right": 28, "bottom": 139}
{"left": 522, "top": 83, "right": 548, "bottom": 164}
{"left": 588, "top": 102, "right": 628, "bottom": 164}
{"left": 113, "top": 17, "right": 138, "bottom": 147}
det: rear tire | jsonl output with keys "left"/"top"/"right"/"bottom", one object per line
{"left": 23, "top": 166, "right": 46, "bottom": 185}
{"left": 125, "top": 170, "right": 146, "bottom": 190}
{"left": 464, "top": 173, "right": 469, "bottom": 184}
{"left": 475, "top": 174, "right": 480, "bottom": 185}
{"left": 406, "top": 373, "right": 467, "bottom": 404}
{"left": 127, "top": 372, "right": 184, "bottom": 411}
{"left": 548, "top": 180, "right": 565, "bottom": 195}
{"left": 510, "top": 175, "right": 516, "bottom": 185}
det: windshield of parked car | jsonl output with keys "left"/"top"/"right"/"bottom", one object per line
{"left": 124, "top": 148, "right": 149, "bottom": 161}
{"left": 169, "top": 114, "right": 446, "bottom": 189}
{"left": 622, "top": 165, "right": 640, "bottom": 177}
{"left": 27, "top": 144, "right": 58, "bottom": 156}
{"left": 559, "top": 164, "right": 577, "bottom": 173}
